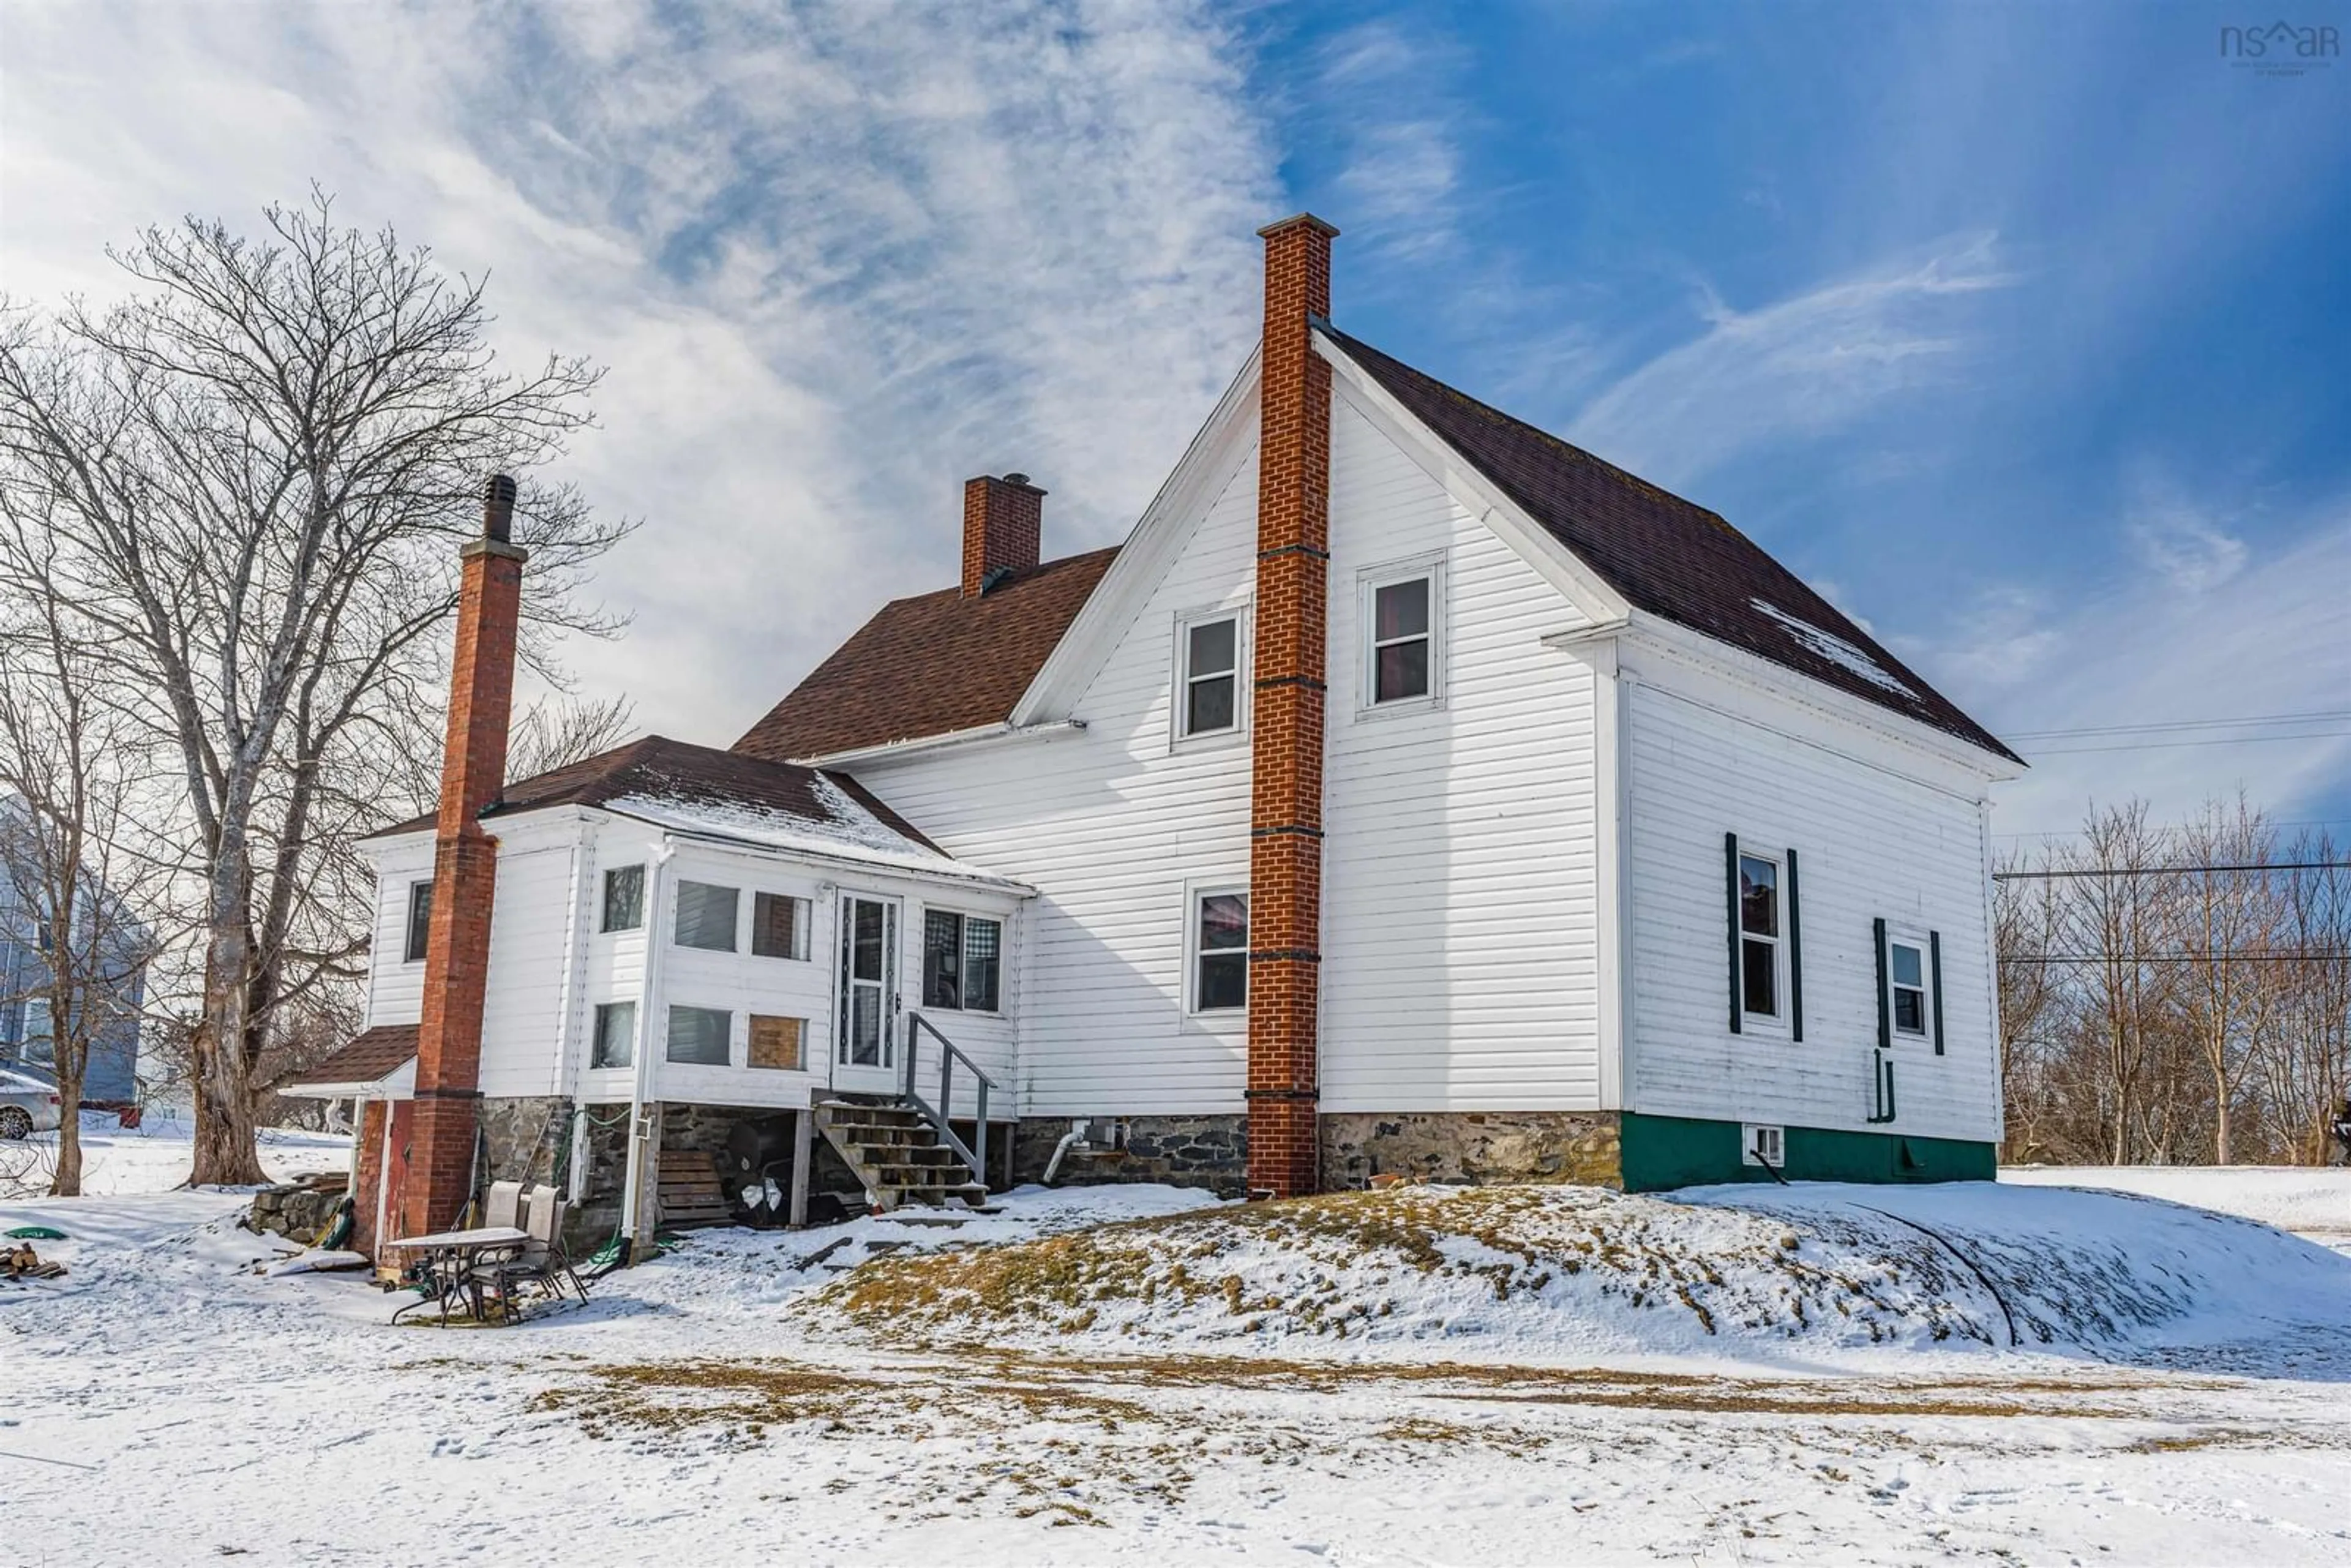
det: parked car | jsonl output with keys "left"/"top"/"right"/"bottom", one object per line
{"left": 0, "top": 1068, "right": 62, "bottom": 1139}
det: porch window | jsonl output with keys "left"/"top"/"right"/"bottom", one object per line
{"left": 748, "top": 1014, "right": 803, "bottom": 1071}
{"left": 923, "top": 910, "right": 1002, "bottom": 1012}
{"left": 403, "top": 879, "right": 433, "bottom": 964}
{"left": 1738, "top": 853, "right": 1781, "bottom": 1020}
{"left": 666, "top": 1004, "right": 731, "bottom": 1066}
{"left": 590, "top": 1000, "right": 636, "bottom": 1069}
{"left": 1193, "top": 890, "right": 1248, "bottom": 1012}
{"left": 673, "top": 880, "right": 739, "bottom": 951}
{"left": 601, "top": 865, "right": 645, "bottom": 932}
{"left": 751, "top": 893, "right": 809, "bottom": 960}
{"left": 1179, "top": 611, "right": 1241, "bottom": 738}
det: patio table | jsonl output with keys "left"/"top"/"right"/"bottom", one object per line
{"left": 383, "top": 1226, "right": 530, "bottom": 1325}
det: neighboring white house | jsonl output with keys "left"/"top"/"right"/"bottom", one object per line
{"left": 300, "top": 216, "right": 2021, "bottom": 1254}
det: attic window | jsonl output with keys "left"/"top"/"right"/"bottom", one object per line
{"left": 1360, "top": 556, "right": 1445, "bottom": 711}
{"left": 1176, "top": 609, "right": 1243, "bottom": 740}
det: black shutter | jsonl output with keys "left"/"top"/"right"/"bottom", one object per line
{"left": 1873, "top": 917, "right": 1891, "bottom": 1051}
{"left": 1786, "top": 849, "right": 1804, "bottom": 1043}
{"left": 1725, "top": 833, "right": 1742, "bottom": 1035}
{"left": 1929, "top": 929, "right": 1945, "bottom": 1055}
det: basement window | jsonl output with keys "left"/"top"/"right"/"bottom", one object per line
{"left": 673, "top": 881, "right": 739, "bottom": 951}
{"left": 403, "top": 879, "right": 433, "bottom": 964}
{"left": 590, "top": 1000, "right": 636, "bottom": 1070}
{"left": 601, "top": 865, "right": 645, "bottom": 933}
{"left": 1192, "top": 890, "right": 1248, "bottom": 1013}
{"left": 923, "top": 910, "right": 1002, "bottom": 1012}
{"left": 666, "top": 1004, "right": 732, "bottom": 1066}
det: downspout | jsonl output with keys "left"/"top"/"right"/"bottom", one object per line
{"left": 618, "top": 839, "right": 675, "bottom": 1259}
{"left": 549, "top": 820, "right": 591, "bottom": 1197}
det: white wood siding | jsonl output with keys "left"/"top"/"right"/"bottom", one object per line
{"left": 1622, "top": 676, "right": 2000, "bottom": 1142}
{"left": 475, "top": 841, "right": 581, "bottom": 1100}
{"left": 361, "top": 838, "right": 434, "bottom": 1029}
{"left": 1318, "top": 394, "right": 1603, "bottom": 1112}
{"left": 853, "top": 437, "right": 1263, "bottom": 1118}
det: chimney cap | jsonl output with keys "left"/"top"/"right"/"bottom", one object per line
{"left": 483, "top": 473, "right": 518, "bottom": 543}
{"left": 1256, "top": 212, "right": 1341, "bottom": 241}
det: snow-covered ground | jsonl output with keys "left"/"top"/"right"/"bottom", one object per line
{"left": 8, "top": 1142, "right": 2351, "bottom": 1566}
{"left": 2, "top": 1108, "right": 353, "bottom": 1198}
{"left": 2004, "top": 1163, "right": 2351, "bottom": 1248}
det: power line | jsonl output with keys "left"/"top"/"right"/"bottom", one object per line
{"left": 1994, "top": 861, "right": 2350, "bottom": 880}
{"left": 2007, "top": 710, "right": 2351, "bottom": 740}
{"left": 2005, "top": 953, "right": 2351, "bottom": 964}
{"left": 1995, "top": 819, "right": 2351, "bottom": 841}
{"left": 2027, "top": 732, "right": 2351, "bottom": 756}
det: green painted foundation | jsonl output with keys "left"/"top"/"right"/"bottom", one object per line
{"left": 1618, "top": 1112, "right": 1995, "bottom": 1193}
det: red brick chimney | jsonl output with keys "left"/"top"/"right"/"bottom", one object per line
{"left": 1246, "top": 214, "right": 1338, "bottom": 1200}
{"left": 962, "top": 472, "right": 1044, "bottom": 597}
{"left": 399, "top": 474, "right": 527, "bottom": 1238}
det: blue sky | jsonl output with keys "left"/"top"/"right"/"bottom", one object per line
{"left": 4, "top": 1, "right": 2345, "bottom": 839}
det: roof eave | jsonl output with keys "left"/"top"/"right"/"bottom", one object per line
{"left": 1608, "top": 612, "right": 2027, "bottom": 781}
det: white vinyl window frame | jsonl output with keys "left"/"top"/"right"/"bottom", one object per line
{"left": 1884, "top": 927, "right": 1933, "bottom": 1040}
{"left": 921, "top": 906, "right": 1005, "bottom": 1015}
{"left": 1185, "top": 883, "right": 1250, "bottom": 1018}
{"left": 1736, "top": 849, "right": 1788, "bottom": 1032}
{"left": 1356, "top": 553, "right": 1447, "bottom": 717}
{"left": 1169, "top": 600, "right": 1250, "bottom": 748}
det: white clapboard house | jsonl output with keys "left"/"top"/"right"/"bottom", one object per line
{"left": 295, "top": 216, "right": 2022, "bottom": 1256}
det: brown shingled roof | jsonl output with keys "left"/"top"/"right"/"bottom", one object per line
{"left": 363, "top": 734, "right": 940, "bottom": 852}
{"left": 1321, "top": 328, "right": 2019, "bottom": 763}
{"left": 731, "top": 547, "right": 1119, "bottom": 763}
{"left": 288, "top": 1024, "right": 417, "bottom": 1089}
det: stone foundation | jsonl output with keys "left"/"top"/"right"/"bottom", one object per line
{"left": 247, "top": 1172, "right": 351, "bottom": 1243}
{"left": 1318, "top": 1111, "right": 1624, "bottom": 1190}
{"left": 1011, "top": 1114, "right": 1249, "bottom": 1199}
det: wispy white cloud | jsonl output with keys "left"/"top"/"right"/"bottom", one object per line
{"left": 1566, "top": 233, "right": 2019, "bottom": 487}
{"left": 1910, "top": 497, "right": 2351, "bottom": 833}
{"left": 1315, "top": 19, "right": 1468, "bottom": 263}
{"left": 2124, "top": 466, "right": 2249, "bottom": 593}
{"left": 0, "top": 0, "right": 1278, "bottom": 744}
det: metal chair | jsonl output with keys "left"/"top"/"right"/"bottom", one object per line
{"left": 472, "top": 1185, "right": 587, "bottom": 1311}
{"left": 482, "top": 1180, "right": 524, "bottom": 1232}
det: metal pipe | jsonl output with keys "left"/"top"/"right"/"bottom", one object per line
{"left": 1041, "top": 1122, "right": 1087, "bottom": 1185}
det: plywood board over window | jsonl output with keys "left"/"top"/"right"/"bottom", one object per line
{"left": 748, "top": 1014, "right": 803, "bottom": 1071}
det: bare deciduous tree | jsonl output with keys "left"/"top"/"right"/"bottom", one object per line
{"left": 0, "top": 194, "right": 632, "bottom": 1183}
{"left": 0, "top": 497, "right": 165, "bottom": 1195}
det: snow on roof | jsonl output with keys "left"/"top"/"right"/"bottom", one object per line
{"left": 599, "top": 779, "right": 1026, "bottom": 890}
{"left": 1749, "top": 599, "right": 1919, "bottom": 697}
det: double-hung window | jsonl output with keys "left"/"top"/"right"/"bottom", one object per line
{"left": 1360, "top": 558, "right": 1443, "bottom": 710}
{"left": 1876, "top": 921, "right": 1943, "bottom": 1052}
{"left": 403, "top": 880, "right": 434, "bottom": 964}
{"left": 923, "top": 910, "right": 1002, "bottom": 1012}
{"left": 1738, "top": 853, "right": 1782, "bottom": 1020}
{"left": 1727, "top": 836, "right": 1804, "bottom": 1038}
{"left": 1193, "top": 890, "right": 1248, "bottom": 1012}
{"left": 1175, "top": 609, "right": 1243, "bottom": 740}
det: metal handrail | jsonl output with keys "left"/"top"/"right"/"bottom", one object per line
{"left": 902, "top": 1011, "right": 996, "bottom": 1187}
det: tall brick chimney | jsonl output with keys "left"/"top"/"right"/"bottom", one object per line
{"left": 962, "top": 472, "right": 1044, "bottom": 597}
{"left": 1246, "top": 214, "right": 1338, "bottom": 1200}
{"left": 399, "top": 474, "right": 528, "bottom": 1237}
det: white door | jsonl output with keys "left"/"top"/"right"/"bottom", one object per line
{"left": 833, "top": 892, "right": 901, "bottom": 1093}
